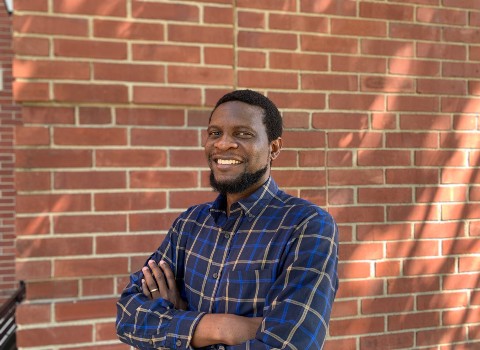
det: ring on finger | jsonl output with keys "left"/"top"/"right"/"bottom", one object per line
{"left": 150, "top": 288, "right": 159, "bottom": 293}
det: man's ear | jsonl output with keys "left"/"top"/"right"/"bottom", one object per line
{"left": 270, "top": 137, "right": 282, "bottom": 161}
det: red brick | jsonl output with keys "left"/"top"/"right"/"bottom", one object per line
{"left": 94, "top": 192, "right": 166, "bottom": 212}
{"left": 204, "top": 6, "right": 233, "bottom": 25}
{"left": 442, "top": 203, "right": 480, "bottom": 220}
{"left": 417, "top": 42, "right": 467, "bottom": 60}
{"left": 13, "top": 81, "right": 50, "bottom": 102}
{"left": 390, "top": 23, "right": 442, "bottom": 41}
{"left": 414, "top": 222, "right": 466, "bottom": 239}
{"left": 300, "top": 189, "right": 326, "bottom": 206}
{"left": 360, "top": 2, "right": 414, "bottom": 20}
{"left": 361, "top": 76, "right": 414, "bottom": 93}
{"left": 95, "top": 322, "right": 119, "bottom": 342}
{"left": 129, "top": 213, "right": 178, "bottom": 232}
{"left": 78, "top": 107, "right": 112, "bottom": 125}
{"left": 387, "top": 132, "right": 439, "bottom": 148}
{"left": 269, "top": 13, "right": 328, "bottom": 32}
{"left": 338, "top": 261, "right": 370, "bottom": 279}
{"left": 132, "top": 1, "right": 199, "bottom": 21}
{"left": 239, "top": 31, "right": 297, "bottom": 50}
{"left": 372, "top": 113, "right": 396, "bottom": 130}
{"left": 14, "top": 15, "right": 88, "bottom": 36}
{"left": 388, "top": 95, "right": 439, "bottom": 112}
{"left": 357, "top": 223, "right": 411, "bottom": 241}
{"left": 337, "top": 279, "right": 384, "bottom": 299}
{"left": 170, "top": 150, "right": 207, "bottom": 167}
{"left": 16, "top": 216, "right": 50, "bottom": 236}
{"left": 441, "top": 132, "right": 480, "bottom": 149}
{"left": 416, "top": 186, "right": 467, "bottom": 203}
{"left": 399, "top": 114, "right": 451, "bottom": 130}
{"left": 328, "top": 131, "right": 383, "bottom": 148}
{"left": 387, "top": 240, "right": 439, "bottom": 258}
{"left": 303, "top": 73, "right": 357, "bottom": 91}
{"left": 131, "top": 129, "right": 198, "bottom": 147}
{"left": 282, "top": 131, "right": 325, "bottom": 148}
{"left": 132, "top": 44, "right": 200, "bottom": 63}
{"left": 94, "top": 63, "right": 164, "bottom": 83}
{"left": 443, "top": 97, "right": 480, "bottom": 113}
{"left": 340, "top": 242, "right": 384, "bottom": 261}
{"left": 53, "top": 0, "right": 127, "bottom": 16}
{"left": 15, "top": 126, "right": 50, "bottom": 146}
{"left": 444, "top": 62, "right": 480, "bottom": 78}
{"left": 329, "top": 206, "right": 384, "bottom": 223}
{"left": 54, "top": 127, "right": 126, "bottom": 146}
{"left": 268, "top": 92, "right": 326, "bottom": 109}
{"left": 298, "top": 150, "right": 325, "bottom": 167}
{"left": 94, "top": 19, "right": 164, "bottom": 40}
{"left": 332, "top": 55, "right": 386, "bottom": 73}
{"left": 332, "top": 18, "right": 386, "bottom": 37}
{"left": 460, "top": 256, "right": 480, "bottom": 273}
{"left": 169, "top": 66, "right": 233, "bottom": 85}
{"left": 54, "top": 83, "right": 128, "bottom": 103}
{"left": 238, "top": 10, "right": 265, "bottom": 28}
{"left": 54, "top": 257, "right": 128, "bottom": 277}
{"left": 443, "top": 308, "right": 480, "bottom": 326}
{"left": 55, "top": 157, "right": 101, "bottom": 181}
{"left": 388, "top": 276, "right": 440, "bottom": 294}
{"left": 238, "top": 51, "right": 266, "bottom": 68}
{"left": 358, "top": 150, "right": 411, "bottom": 167}
{"left": 238, "top": 0, "right": 296, "bottom": 11}
{"left": 443, "top": 238, "right": 480, "bottom": 255}
{"left": 330, "top": 317, "right": 384, "bottom": 336}
{"left": 17, "top": 237, "right": 92, "bottom": 258}
{"left": 361, "top": 39, "right": 414, "bottom": 57}
{"left": 301, "top": 35, "right": 357, "bottom": 54}
{"left": 21, "top": 106, "right": 75, "bottom": 124}
{"left": 13, "top": 37, "right": 50, "bottom": 56}
{"left": 404, "top": 257, "right": 456, "bottom": 276}
{"left": 16, "top": 194, "right": 91, "bottom": 213}
{"left": 417, "top": 292, "right": 469, "bottom": 310}
{"left": 453, "top": 115, "right": 476, "bottom": 130}
{"left": 96, "top": 149, "right": 167, "bottom": 167}
{"left": 17, "top": 325, "right": 92, "bottom": 347}
{"left": 324, "top": 338, "right": 356, "bottom": 350}
{"left": 300, "top": 0, "right": 356, "bottom": 16}
{"left": 16, "top": 149, "right": 92, "bottom": 168}
{"left": 130, "top": 171, "right": 198, "bottom": 189}
{"left": 417, "top": 78, "right": 467, "bottom": 95}
{"left": 388, "top": 204, "right": 440, "bottom": 221}
{"left": 16, "top": 303, "right": 51, "bottom": 324}
{"left": 55, "top": 298, "right": 117, "bottom": 321}
{"left": 330, "top": 93, "right": 385, "bottom": 111}
{"left": 329, "top": 169, "right": 383, "bottom": 186}
{"left": 361, "top": 332, "right": 415, "bottom": 350}
{"left": 331, "top": 299, "right": 358, "bottom": 318}
{"left": 375, "top": 260, "right": 401, "bottom": 277}
{"left": 272, "top": 170, "right": 326, "bottom": 188}
{"left": 96, "top": 234, "right": 161, "bottom": 254}
{"left": 169, "top": 24, "right": 232, "bottom": 44}
{"left": 270, "top": 52, "right": 328, "bottom": 71}
{"left": 116, "top": 108, "right": 184, "bottom": 126}
{"left": 362, "top": 296, "right": 414, "bottom": 315}
{"left": 133, "top": 86, "right": 202, "bottom": 106}
{"left": 15, "top": 171, "right": 52, "bottom": 191}
{"left": 327, "top": 150, "right": 353, "bottom": 167}
{"left": 389, "top": 312, "right": 440, "bottom": 331}
{"left": 444, "top": 27, "right": 480, "bottom": 44}
{"left": 417, "top": 7, "right": 467, "bottom": 25}
{"left": 14, "top": 0, "right": 48, "bottom": 11}
{"left": 443, "top": 273, "right": 480, "bottom": 290}
{"left": 170, "top": 190, "right": 217, "bottom": 208}
{"left": 416, "top": 327, "right": 467, "bottom": 347}
{"left": 82, "top": 277, "right": 114, "bottom": 297}
{"left": 239, "top": 70, "right": 297, "bottom": 89}
{"left": 54, "top": 214, "right": 126, "bottom": 234}
{"left": 205, "top": 47, "right": 234, "bottom": 66}
{"left": 415, "top": 150, "right": 467, "bottom": 167}
{"left": 16, "top": 260, "right": 51, "bottom": 281}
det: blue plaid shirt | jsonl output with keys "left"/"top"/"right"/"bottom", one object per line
{"left": 116, "top": 177, "right": 339, "bottom": 349}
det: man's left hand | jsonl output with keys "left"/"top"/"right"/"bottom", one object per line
{"left": 142, "top": 260, "right": 188, "bottom": 310}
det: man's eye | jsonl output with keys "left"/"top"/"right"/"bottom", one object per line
{"left": 237, "top": 132, "right": 253, "bottom": 138}
{"left": 208, "top": 131, "right": 221, "bottom": 137}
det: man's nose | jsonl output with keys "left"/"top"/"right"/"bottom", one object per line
{"left": 214, "top": 134, "right": 238, "bottom": 150}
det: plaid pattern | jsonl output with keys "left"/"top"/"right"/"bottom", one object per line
{"left": 116, "top": 178, "right": 339, "bottom": 350}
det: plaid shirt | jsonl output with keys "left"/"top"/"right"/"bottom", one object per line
{"left": 116, "top": 177, "right": 339, "bottom": 350}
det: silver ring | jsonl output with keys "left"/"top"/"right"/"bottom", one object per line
{"left": 150, "top": 288, "right": 158, "bottom": 293}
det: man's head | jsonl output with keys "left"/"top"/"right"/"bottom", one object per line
{"left": 209, "top": 89, "right": 283, "bottom": 142}
{"left": 205, "top": 90, "right": 283, "bottom": 198}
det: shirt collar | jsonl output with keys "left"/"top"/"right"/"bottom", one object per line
{"left": 209, "top": 177, "right": 279, "bottom": 221}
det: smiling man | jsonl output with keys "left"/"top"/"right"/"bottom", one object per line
{"left": 116, "top": 89, "right": 339, "bottom": 349}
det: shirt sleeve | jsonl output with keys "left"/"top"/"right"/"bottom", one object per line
{"left": 116, "top": 222, "right": 205, "bottom": 350}
{"left": 228, "top": 211, "right": 339, "bottom": 350}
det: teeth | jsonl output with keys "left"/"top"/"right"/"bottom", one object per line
{"left": 217, "top": 159, "right": 240, "bottom": 165}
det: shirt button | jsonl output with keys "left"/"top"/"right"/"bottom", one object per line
{"left": 218, "top": 346, "right": 225, "bottom": 350}
{"left": 212, "top": 272, "right": 219, "bottom": 279}
{"left": 176, "top": 339, "right": 182, "bottom": 347}
{"left": 224, "top": 233, "right": 230, "bottom": 239}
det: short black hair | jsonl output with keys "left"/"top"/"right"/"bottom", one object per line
{"left": 210, "top": 89, "right": 283, "bottom": 142}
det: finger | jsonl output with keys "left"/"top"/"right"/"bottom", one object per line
{"left": 141, "top": 279, "right": 151, "bottom": 299}
{"left": 159, "top": 260, "right": 177, "bottom": 291}
{"left": 142, "top": 265, "right": 159, "bottom": 295}
{"left": 148, "top": 260, "right": 168, "bottom": 297}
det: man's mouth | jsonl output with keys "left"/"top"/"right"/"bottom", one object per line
{"left": 216, "top": 159, "right": 241, "bottom": 165}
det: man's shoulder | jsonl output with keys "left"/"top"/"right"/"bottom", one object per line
{"left": 275, "top": 191, "right": 335, "bottom": 223}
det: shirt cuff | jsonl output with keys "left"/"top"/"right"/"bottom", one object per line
{"left": 162, "top": 310, "right": 206, "bottom": 350}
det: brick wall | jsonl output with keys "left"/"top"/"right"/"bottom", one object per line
{"left": 0, "top": 7, "right": 20, "bottom": 299}
{"left": 11, "top": 0, "right": 480, "bottom": 349}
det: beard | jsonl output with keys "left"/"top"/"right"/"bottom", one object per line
{"left": 209, "top": 164, "right": 268, "bottom": 195}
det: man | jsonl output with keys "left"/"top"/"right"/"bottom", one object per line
{"left": 116, "top": 89, "right": 339, "bottom": 349}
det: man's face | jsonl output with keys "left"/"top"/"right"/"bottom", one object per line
{"left": 205, "top": 101, "right": 274, "bottom": 196}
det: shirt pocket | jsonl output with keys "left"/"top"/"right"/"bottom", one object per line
{"left": 223, "top": 268, "right": 275, "bottom": 317}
